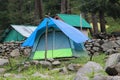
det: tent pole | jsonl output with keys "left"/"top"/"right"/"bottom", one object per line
{"left": 80, "top": 13, "right": 82, "bottom": 31}
{"left": 52, "top": 28, "right": 55, "bottom": 58}
{"left": 45, "top": 18, "right": 49, "bottom": 61}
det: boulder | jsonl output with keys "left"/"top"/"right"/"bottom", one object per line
{"left": 77, "top": 61, "right": 103, "bottom": 74}
{"left": 75, "top": 61, "right": 103, "bottom": 80}
{"left": 105, "top": 53, "right": 120, "bottom": 69}
{"left": 105, "top": 53, "right": 120, "bottom": 76}
{"left": 0, "top": 58, "right": 9, "bottom": 66}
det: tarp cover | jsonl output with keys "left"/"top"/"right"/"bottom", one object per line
{"left": 22, "top": 17, "right": 89, "bottom": 47}
{"left": 11, "top": 25, "right": 37, "bottom": 37}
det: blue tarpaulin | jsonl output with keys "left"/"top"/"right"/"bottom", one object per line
{"left": 22, "top": 17, "right": 89, "bottom": 47}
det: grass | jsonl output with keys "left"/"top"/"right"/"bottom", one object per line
{"left": 0, "top": 53, "right": 107, "bottom": 80}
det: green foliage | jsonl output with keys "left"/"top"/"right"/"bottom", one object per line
{"left": 44, "top": 0, "right": 61, "bottom": 17}
{"left": 106, "top": 17, "right": 120, "bottom": 33}
{"left": 0, "top": 0, "right": 9, "bottom": 29}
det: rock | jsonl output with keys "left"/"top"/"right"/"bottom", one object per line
{"left": 93, "top": 74, "right": 107, "bottom": 80}
{"left": 52, "top": 60, "right": 61, "bottom": 66}
{"left": 67, "top": 63, "right": 82, "bottom": 71}
{"left": 10, "top": 49, "right": 20, "bottom": 57}
{"left": 32, "top": 72, "right": 53, "bottom": 79}
{"left": 105, "top": 53, "right": 120, "bottom": 69}
{"left": 105, "top": 49, "right": 118, "bottom": 55}
{"left": 105, "top": 65, "right": 118, "bottom": 76}
{"left": 14, "top": 74, "right": 24, "bottom": 79}
{"left": 94, "top": 42, "right": 100, "bottom": 47}
{"left": 30, "top": 60, "right": 39, "bottom": 65}
{"left": 75, "top": 61, "right": 103, "bottom": 80}
{"left": 39, "top": 61, "right": 52, "bottom": 69}
{"left": 77, "top": 61, "right": 103, "bottom": 74}
{"left": 61, "top": 67, "right": 68, "bottom": 74}
{"left": 51, "top": 68, "right": 62, "bottom": 73}
{"left": 4, "top": 73, "right": 14, "bottom": 77}
{"left": 116, "top": 40, "right": 120, "bottom": 45}
{"left": 92, "top": 47, "right": 100, "bottom": 52}
{"left": 0, "top": 68, "right": 6, "bottom": 74}
{"left": 115, "top": 62, "right": 120, "bottom": 75}
{"left": 105, "top": 53, "right": 120, "bottom": 76}
{"left": 23, "top": 48, "right": 31, "bottom": 56}
{"left": 47, "top": 58, "right": 54, "bottom": 62}
{"left": 107, "top": 76, "right": 120, "bottom": 80}
{"left": 0, "top": 58, "right": 9, "bottom": 66}
{"left": 101, "top": 41, "right": 119, "bottom": 51}
{"left": 74, "top": 73, "right": 89, "bottom": 80}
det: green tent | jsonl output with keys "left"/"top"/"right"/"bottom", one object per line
{"left": 2, "top": 25, "right": 36, "bottom": 42}
{"left": 56, "top": 14, "right": 91, "bottom": 28}
{"left": 3, "top": 29, "right": 25, "bottom": 42}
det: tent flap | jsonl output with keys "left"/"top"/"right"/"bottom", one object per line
{"left": 22, "top": 17, "right": 89, "bottom": 47}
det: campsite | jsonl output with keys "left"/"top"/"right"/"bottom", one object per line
{"left": 0, "top": 0, "right": 120, "bottom": 80}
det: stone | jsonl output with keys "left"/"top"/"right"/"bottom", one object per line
{"left": 101, "top": 41, "right": 119, "bottom": 51}
{"left": 23, "top": 48, "right": 31, "bottom": 56}
{"left": 105, "top": 49, "right": 118, "bottom": 55}
{"left": 77, "top": 61, "right": 103, "bottom": 74}
{"left": 93, "top": 47, "right": 100, "bottom": 52}
{"left": 116, "top": 40, "right": 120, "bottom": 45}
{"left": 14, "top": 74, "right": 24, "bottom": 79}
{"left": 32, "top": 72, "right": 53, "bottom": 79}
{"left": 39, "top": 61, "right": 52, "bottom": 69}
{"left": 30, "top": 60, "right": 39, "bottom": 65}
{"left": 105, "top": 53, "right": 120, "bottom": 76}
{"left": 4, "top": 73, "right": 14, "bottom": 77}
{"left": 52, "top": 60, "right": 61, "bottom": 66}
{"left": 107, "top": 76, "right": 120, "bottom": 80}
{"left": 75, "top": 61, "right": 103, "bottom": 80}
{"left": 60, "top": 67, "right": 68, "bottom": 74}
{"left": 67, "top": 63, "right": 82, "bottom": 71}
{"left": 0, "top": 68, "right": 6, "bottom": 74}
{"left": 105, "top": 53, "right": 120, "bottom": 69}
{"left": 93, "top": 74, "right": 107, "bottom": 80}
{"left": 74, "top": 73, "right": 89, "bottom": 80}
{"left": 115, "top": 62, "right": 120, "bottom": 74}
{"left": 0, "top": 58, "right": 9, "bottom": 66}
{"left": 10, "top": 49, "right": 20, "bottom": 57}
{"left": 47, "top": 58, "right": 54, "bottom": 62}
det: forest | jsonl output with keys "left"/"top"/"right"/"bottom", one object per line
{"left": 0, "top": 0, "right": 120, "bottom": 36}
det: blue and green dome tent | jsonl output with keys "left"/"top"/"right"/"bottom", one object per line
{"left": 22, "top": 17, "right": 89, "bottom": 60}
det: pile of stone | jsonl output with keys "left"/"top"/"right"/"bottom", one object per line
{"left": 85, "top": 37, "right": 120, "bottom": 55}
{"left": 0, "top": 41, "right": 31, "bottom": 57}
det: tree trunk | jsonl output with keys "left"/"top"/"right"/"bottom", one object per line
{"left": 18, "top": 0, "right": 23, "bottom": 24}
{"left": 91, "top": 13, "right": 99, "bottom": 35}
{"left": 66, "top": 0, "right": 71, "bottom": 14}
{"left": 61, "top": 0, "right": 66, "bottom": 13}
{"left": 36, "top": 0, "right": 43, "bottom": 19}
{"left": 99, "top": 10, "right": 106, "bottom": 33}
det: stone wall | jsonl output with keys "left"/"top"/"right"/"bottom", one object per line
{"left": 85, "top": 37, "right": 120, "bottom": 55}
{"left": 0, "top": 41, "right": 31, "bottom": 58}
